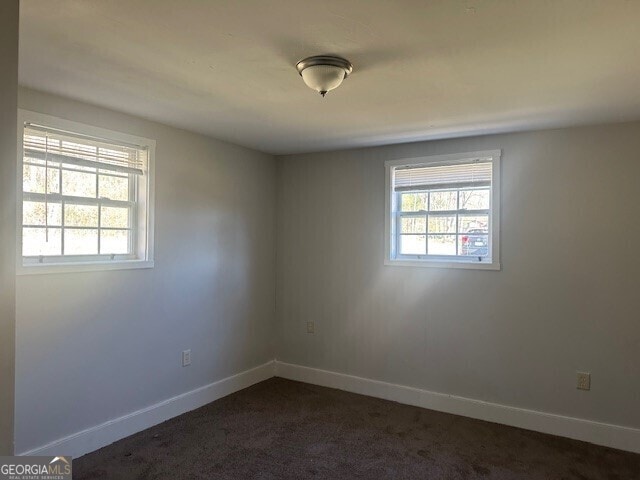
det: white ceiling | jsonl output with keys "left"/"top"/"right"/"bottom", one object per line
{"left": 19, "top": 0, "right": 640, "bottom": 155}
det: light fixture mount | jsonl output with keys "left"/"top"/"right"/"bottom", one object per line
{"left": 296, "top": 55, "right": 353, "bottom": 97}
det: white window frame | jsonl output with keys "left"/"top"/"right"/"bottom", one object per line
{"left": 16, "top": 110, "right": 155, "bottom": 275}
{"left": 384, "top": 150, "right": 501, "bottom": 270}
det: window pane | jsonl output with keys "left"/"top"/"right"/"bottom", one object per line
{"left": 101, "top": 206, "right": 129, "bottom": 228}
{"left": 48, "top": 168, "right": 61, "bottom": 193}
{"left": 400, "top": 193, "right": 427, "bottom": 212}
{"left": 23, "top": 227, "right": 62, "bottom": 256}
{"left": 429, "top": 191, "right": 457, "bottom": 211}
{"left": 64, "top": 229, "right": 98, "bottom": 255}
{"left": 459, "top": 234, "right": 489, "bottom": 257}
{"left": 459, "top": 189, "right": 490, "bottom": 210}
{"left": 428, "top": 215, "right": 456, "bottom": 234}
{"left": 399, "top": 235, "right": 426, "bottom": 255}
{"left": 99, "top": 174, "right": 129, "bottom": 201}
{"left": 458, "top": 215, "right": 489, "bottom": 234}
{"left": 23, "top": 164, "right": 43, "bottom": 193}
{"left": 62, "top": 170, "right": 96, "bottom": 197}
{"left": 400, "top": 216, "right": 426, "bottom": 233}
{"left": 23, "top": 164, "right": 60, "bottom": 194}
{"left": 100, "top": 230, "right": 130, "bottom": 254}
{"left": 64, "top": 204, "right": 99, "bottom": 227}
{"left": 428, "top": 235, "right": 456, "bottom": 255}
{"left": 22, "top": 201, "right": 62, "bottom": 226}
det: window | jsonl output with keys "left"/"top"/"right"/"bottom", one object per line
{"left": 385, "top": 150, "right": 500, "bottom": 270}
{"left": 18, "top": 111, "right": 155, "bottom": 273}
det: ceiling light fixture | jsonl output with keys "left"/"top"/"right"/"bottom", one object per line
{"left": 296, "top": 55, "right": 353, "bottom": 97}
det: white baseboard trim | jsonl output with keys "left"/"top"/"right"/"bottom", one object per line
{"left": 19, "top": 360, "right": 276, "bottom": 458}
{"left": 275, "top": 360, "right": 640, "bottom": 454}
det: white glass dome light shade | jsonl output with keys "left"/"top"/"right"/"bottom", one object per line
{"left": 296, "top": 56, "right": 353, "bottom": 97}
{"left": 301, "top": 65, "right": 346, "bottom": 96}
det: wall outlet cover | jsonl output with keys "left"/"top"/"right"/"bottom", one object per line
{"left": 577, "top": 372, "right": 591, "bottom": 390}
{"left": 182, "top": 349, "right": 191, "bottom": 367}
{"left": 307, "top": 321, "right": 315, "bottom": 334}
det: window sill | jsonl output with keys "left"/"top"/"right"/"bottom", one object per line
{"left": 17, "top": 259, "right": 154, "bottom": 275}
{"left": 384, "top": 258, "right": 500, "bottom": 270}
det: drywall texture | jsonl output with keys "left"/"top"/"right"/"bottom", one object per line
{"left": 0, "top": 0, "right": 19, "bottom": 456}
{"left": 276, "top": 123, "right": 640, "bottom": 431}
{"left": 15, "top": 88, "right": 276, "bottom": 453}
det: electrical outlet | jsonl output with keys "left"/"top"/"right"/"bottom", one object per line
{"left": 182, "top": 349, "right": 191, "bottom": 367}
{"left": 577, "top": 372, "right": 590, "bottom": 390}
{"left": 307, "top": 321, "right": 315, "bottom": 334}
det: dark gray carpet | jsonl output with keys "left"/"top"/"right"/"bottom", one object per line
{"left": 73, "top": 377, "right": 640, "bottom": 479}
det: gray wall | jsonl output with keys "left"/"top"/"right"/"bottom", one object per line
{"left": 0, "top": 0, "right": 19, "bottom": 456}
{"left": 15, "top": 88, "right": 277, "bottom": 453}
{"left": 276, "top": 123, "right": 640, "bottom": 430}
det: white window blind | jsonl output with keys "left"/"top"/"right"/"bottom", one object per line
{"left": 24, "top": 124, "right": 147, "bottom": 175}
{"left": 393, "top": 159, "right": 492, "bottom": 191}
